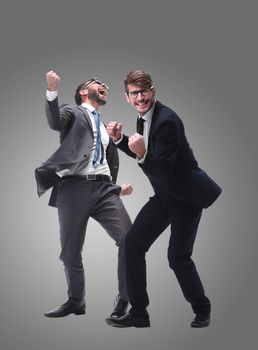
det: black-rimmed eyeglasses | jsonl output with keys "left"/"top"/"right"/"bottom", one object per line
{"left": 127, "top": 86, "right": 153, "bottom": 99}
{"left": 81, "top": 78, "right": 110, "bottom": 91}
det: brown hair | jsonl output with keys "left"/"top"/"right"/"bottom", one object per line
{"left": 124, "top": 70, "right": 153, "bottom": 93}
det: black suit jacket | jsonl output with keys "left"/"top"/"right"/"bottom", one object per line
{"left": 117, "top": 101, "right": 222, "bottom": 209}
{"left": 35, "top": 98, "right": 119, "bottom": 206}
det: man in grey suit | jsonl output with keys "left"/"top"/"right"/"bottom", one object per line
{"left": 35, "top": 71, "right": 132, "bottom": 319}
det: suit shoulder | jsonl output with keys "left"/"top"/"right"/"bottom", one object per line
{"left": 156, "top": 101, "right": 179, "bottom": 118}
{"left": 59, "top": 102, "right": 77, "bottom": 113}
{"left": 155, "top": 101, "right": 181, "bottom": 127}
{"left": 60, "top": 103, "right": 87, "bottom": 122}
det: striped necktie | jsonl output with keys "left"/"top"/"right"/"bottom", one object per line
{"left": 92, "top": 110, "right": 104, "bottom": 166}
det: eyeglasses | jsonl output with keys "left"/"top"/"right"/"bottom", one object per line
{"left": 81, "top": 78, "right": 110, "bottom": 91}
{"left": 127, "top": 86, "right": 153, "bottom": 99}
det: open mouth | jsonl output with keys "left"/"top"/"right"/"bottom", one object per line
{"left": 98, "top": 88, "right": 107, "bottom": 96}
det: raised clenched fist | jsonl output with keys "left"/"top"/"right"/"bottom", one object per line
{"left": 46, "top": 70, "right": 61, "bottom": 91}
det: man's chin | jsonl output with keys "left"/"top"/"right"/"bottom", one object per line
{"left": 98, "top": 99, "right": 107, "bottom": 106}
{"left": 137, "top": 107, "right": 148, "bottom": 115}
{"left": 135, "top": 102, "right": 151, "bottom": 115}
{"left": 94, "top": 96, "right": 107, "bottom": 106}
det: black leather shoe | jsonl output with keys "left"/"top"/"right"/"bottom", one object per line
{"left": 109, "top": 295, "right": 129, "bottom": 319}
{"left": 106, "top": 313, "right": 150, "bottom": 328}
{"left": 44, "top": 299, "right": 86, "bottom": 318}
{"left": 190, "top": 314, "right": 210, "bottom": 328}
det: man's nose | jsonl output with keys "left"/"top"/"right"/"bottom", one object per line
{"left": 136, "top": 91, "right": 144, "bottom": 100}
{"left": 100, "top": 83, "right": 109, "bottom": 91}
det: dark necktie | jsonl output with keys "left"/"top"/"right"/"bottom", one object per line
{"left": 92, "top": 110, "right": 104, "bottom": 166}
{"left": 137, "top": 117, "right": 145, "bottom": 135}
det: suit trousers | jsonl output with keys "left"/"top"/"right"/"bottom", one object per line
{"left": 125, "top": 194, "right": 211, "bottom": 317}
{"left": 56, "top": 177, "right": 132, "bottom": 305}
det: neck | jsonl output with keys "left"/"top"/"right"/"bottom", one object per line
{"left": 82, "top": 98, "right": 101, "bottom": 111}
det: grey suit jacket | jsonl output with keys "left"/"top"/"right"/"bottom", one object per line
{"left": 35, "top": 98, "right": 119, "bottom": 206}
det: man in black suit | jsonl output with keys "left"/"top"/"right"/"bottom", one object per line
{"left": 105, "top": 70, "right": 222, "bottom": 328}
{"left": 35, "top": 71, "right": 132, "bottom": 319}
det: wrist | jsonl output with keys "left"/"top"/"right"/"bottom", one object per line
{"left": 138, "top": 148, "right": 146, "bottom": 158}
{"left": 113, "top": 133, "right": 122, "bottom": 142}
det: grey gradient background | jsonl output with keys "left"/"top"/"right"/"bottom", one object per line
{"left": 0, "top": 1, "right": 257, "bottom": 349}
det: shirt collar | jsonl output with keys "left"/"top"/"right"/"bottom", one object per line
{"left": 81, "top": 102, "right": 97, "bottom": 114}
{"left": 139, "top": 100, "right": 156, "bottom": 122}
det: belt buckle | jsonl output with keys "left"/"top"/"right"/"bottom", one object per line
{"left": 86, "top": 174, "right": 96, "bottom": 181}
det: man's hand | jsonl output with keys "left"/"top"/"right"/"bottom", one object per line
{"left": 120, "top": 183, "right": 133, "bottom": 196}
{"left": 46, "top": 70, "right": 60, "bottom": 91}
{"left": 128, "top": 133, "right": 146, "bottom": 158}
{"left": 106, "top": 121, "right": 123, "bottom": 142}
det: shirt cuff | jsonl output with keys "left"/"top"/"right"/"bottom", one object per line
{"left": 46, "top": 90, "right": 58, "bottom": 101}
{"left": 113, "top": 134, "right": 123, "bottom": 145}
{"left": 137, "top": 152, "right": 147, "bottom": 164}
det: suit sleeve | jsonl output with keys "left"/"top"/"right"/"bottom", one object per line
{"left": 45, "top": 97, "right": 74, "bottom": 132}
{"left": 140, "top": 120, "right": 179, "bottom": 181}
{"left": 116, "top": 135, "right": 137, "bottom": 159}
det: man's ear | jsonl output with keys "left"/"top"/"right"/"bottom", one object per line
{"left": 125, "top": 92, "right": 130, "bottom": 103}
{"left": 79, "top": 89, "right": 87, "bottom": 97}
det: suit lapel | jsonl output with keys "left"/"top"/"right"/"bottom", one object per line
{"left": 77, "top": 105, "right": 93, "bottom": 131}
{"left": 148, "top": 101, "right": 162, "bottom": 142}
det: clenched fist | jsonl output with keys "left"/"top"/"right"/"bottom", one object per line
{"left": 106, "top": 121, "right": 123, "bottom": 142}
{"left": 128, "top": 133, "right": 146, "bottom": 158}
{"left": 120, "top": 183, "right": 133, "bottom": 196}
{"left": 46, "top": 70, "right": 60, "bottom": 91}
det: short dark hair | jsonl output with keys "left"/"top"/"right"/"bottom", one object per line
{"left": 74, "top": 81, "right": 88, "bottom": 105}
{"left": 74, "top": 78, "right": 106, "bottom": 105}
{"left": 124, "top": 70, "right": 153, "bottom": 94}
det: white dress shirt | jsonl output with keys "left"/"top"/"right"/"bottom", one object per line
{"left": 115, "top": 101, "right": 156, "bottom": 164}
